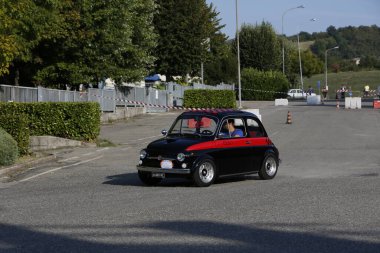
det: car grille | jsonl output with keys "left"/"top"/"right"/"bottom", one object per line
{"left": 146, "top": 149, "right": 176, "bottom": 160}
{"left": 144, "top": 149, "right": 179, "bottom": 168}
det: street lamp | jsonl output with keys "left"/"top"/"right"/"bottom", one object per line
{"left": 236, "top": 0, "right": 242, "bottom": 108}
{"left": 325, "top": 46, "right": 339, "bottom": 91}
{"left": 282, "top": 5, "right": 304, "bottom": 75}
{"left": 297, "top": 18, "right": 316, "bottom": 91}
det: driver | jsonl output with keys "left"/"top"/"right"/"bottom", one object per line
{"left": 222, "top": 119, "right": 243, "bottom": 137}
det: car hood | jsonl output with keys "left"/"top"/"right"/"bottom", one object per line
{"left": 147, "top": 136, "right": 207, "bottom": 153}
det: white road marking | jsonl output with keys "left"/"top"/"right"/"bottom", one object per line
{"left": 58, "top": 156, "right": 79, "bottom": 163}
{"left": 82, "top": 152, "right": 96, "bottom": 156}
{"left": 135, "top": 135, "right": 161, "bottom": 141}
{"left": 19, "top": 156, "right": 103, "bottom": 182}
{"left": 96, "top": 147, "right": 109, "bottom": 152}
{"left": 270, "top": 131, "right": 279, "bottom": 137}
{"left": 121, "top": 135, "right": 161, "bottom": 145}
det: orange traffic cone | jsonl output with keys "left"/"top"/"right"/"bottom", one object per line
{"left": 286, "top": 111, "right": 292, "bottom": 124}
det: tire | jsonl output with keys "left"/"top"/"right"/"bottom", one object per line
{"left": 258, "top": 154, "right": 278, "bottom": 180}
{"left": 193, "top": 159, "right": 217, "bottom": 187}
{"left": 138, "top": 171, "right": 162, "bottom": 186}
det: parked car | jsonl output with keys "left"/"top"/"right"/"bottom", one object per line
{"left": 287, "top": 89, "right": 316, "bottom": 99}
{"left": 137, "top": 110, "right": 280, "bottom": 187}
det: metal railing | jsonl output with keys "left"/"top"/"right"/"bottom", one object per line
{"left": 0, "top": 82, "right": 234, "bottom": 113}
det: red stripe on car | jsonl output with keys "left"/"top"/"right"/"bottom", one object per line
{"left": 186, "top": 137, "right": 271, "bottom": 151}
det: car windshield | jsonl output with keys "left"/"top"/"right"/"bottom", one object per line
{"left": 168, "top": 115, "right": 218, "bottom": 137}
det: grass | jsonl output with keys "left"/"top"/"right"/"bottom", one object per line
{"left": 303, "top": 70, "right": 380, "bottom": 96}
{"left": 299, "top": 41, "right": 314, "bottom": 51}
{"left": 96, "top": 138, "right": 116, "bottom": 147}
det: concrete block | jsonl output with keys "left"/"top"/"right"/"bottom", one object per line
{"left": 242, "top": 109, "right": 262, "bottom": 121}
{"left": 345, "top": 97, "right": 361, "bottom": 109}
{"left": 345, "top": 97, "right": 352, "bottom": 109}
{"left": 275, "top": 99, "right": 288, "bottom": 106}
{"left": 29, "top": 136, "right": 83, "bottom": 152}
{"left": 354, "top": 97, "right": 361, "bottom": 109}
{"left": 101, "top": 107, "right": 146, "bottom": 122}
{"left": 307, "top": 95, "right": 321, "bottom": 105}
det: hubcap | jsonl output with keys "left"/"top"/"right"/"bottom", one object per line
{"left": 198, "top": 162, "right": 214, "bottom": 183}
{"left": 265, "top": 157, "right": 277, "bottom": 176}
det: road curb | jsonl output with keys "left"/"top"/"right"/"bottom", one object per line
{"left": 0, "top": 154, "right": 57, "bottom": 178}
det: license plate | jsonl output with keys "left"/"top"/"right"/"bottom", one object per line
{"left": 152, "top": 172, "right": 165, "bottom": 178}
{"left": 160, "top": 160, "right": 173, "bottom": 169}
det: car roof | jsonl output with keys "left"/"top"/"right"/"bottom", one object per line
{"left": 180, "top": 109, "right": 258, "bottom": 120}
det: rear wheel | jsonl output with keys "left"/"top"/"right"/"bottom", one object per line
{"left": 193, "top": 159, "right": 216, "bottom": 187}
{"left": 138, "top": 171, "right": 162, "bottom": 186}
{"left": 258, "top": 154, "right": 278, "bottom": 180}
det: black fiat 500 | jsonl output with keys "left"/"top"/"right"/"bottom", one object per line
{"left": 137, "top": 110, "right": 280, "bottom": 187}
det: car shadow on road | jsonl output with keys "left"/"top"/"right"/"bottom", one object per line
{"left": 102, "top": 173, "right": 143, "bottom": 186}
{"left": 0, "top": 221, "right": 378, "bottom": 253}
{"left": 103, "top": 173, "right": 193, "bottom": 187}
{"left": 103, "top": 173, "right": 261, "bottom": 187}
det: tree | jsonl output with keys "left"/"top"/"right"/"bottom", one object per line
{"left": 0, "top": 0, "right": 69, "bottom": 85}
{"left": 1, "top": 0, "right": 157, "bottom": 88}
{"left": 289, "top": 49, "right": 323, "bottom": 80}
{"left": 204, "top": 41, "right": 237, "bottom": 85}
{"left": 33, "top": 0, "right": 157, "bottom": 88}
{"left": 154, "top": 0, "right": 226, "bottom": 81}
{"left": 241, "top": 68, "right": 289, "bottom": 100}
{"left": 310, "top": 25, "right": 380, "bottom": 70}
{"left": 234, "top": 22, "right": 281, "bottom": 71}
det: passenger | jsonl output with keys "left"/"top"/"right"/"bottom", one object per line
{"left": 307, "top": 86, "right": 314, "bottom": 96}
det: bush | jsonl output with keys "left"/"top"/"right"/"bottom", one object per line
{"left": 183, "top": 90, "right": 236, "bottom": 109}
{"left": 0, "top": 102, "right": 101, "bottom": 143}
{"left": 0, "top": 114, "right": 30, "bottom": 155}
{"left": 241, "top": 68, "right": 289, "bottom": 100}
{"left": 0, "top": 127, "right": 19, "bottom": 166}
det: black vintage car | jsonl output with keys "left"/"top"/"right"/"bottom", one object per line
{"left": 137, "top": 109, "right": 280, "bottom": 187}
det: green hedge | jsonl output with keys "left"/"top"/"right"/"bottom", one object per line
{"left": 183, "top": 90, "right": 236, "bottom": 108}
{"left": 0, "top": 127, "right": 19, "bottom": 166}
{"left": 241, "top": 68, "right": 289, "bottom": 100}
{"left": 0, "top": 114, "right": 29, "bottom": 155}
{"left": 0, "top": 102, "right": 101, "bottom": 148}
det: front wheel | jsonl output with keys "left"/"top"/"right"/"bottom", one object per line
{"left": 193, "top": 159, "right": 217, "bottom": 187}
{"left": 258, "top": 154, "right": 278, "bottom": 180}
{"left": 138, "top": 171, "right": 162, "bottom": 186}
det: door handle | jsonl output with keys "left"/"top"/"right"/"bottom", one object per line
{"left": 245, "top": 141, "right": 251, "bottom": 144}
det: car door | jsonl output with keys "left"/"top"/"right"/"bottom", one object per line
{"left": 296, "top": 89, "right": 302, "bottom": 98}
{"left": 245, "top": 117, "right": 270, "bottom": 172}
{"left": 212, "top": 117, "right": 253, "bottom": 175}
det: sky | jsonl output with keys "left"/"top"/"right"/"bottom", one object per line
{"left": 206, "top": 0, "right": 380, "bottom": 38}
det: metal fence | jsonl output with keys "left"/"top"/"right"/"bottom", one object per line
{"left": 0, "top": 82, "right": 234, "bottom": 113}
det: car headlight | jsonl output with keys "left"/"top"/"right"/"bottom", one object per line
{"left": 140, "top": 150, "right": 147, "bottom": 159}
{"left": 177, "top": 153, "right": 186, "bottom": 162}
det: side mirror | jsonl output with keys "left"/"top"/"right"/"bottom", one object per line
{"left": 161, "top": 129, "right": 168, "bottom": 136}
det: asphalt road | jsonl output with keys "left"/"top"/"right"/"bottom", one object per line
{"left": 0, "top": 101, "right": 379, "bottom": 253}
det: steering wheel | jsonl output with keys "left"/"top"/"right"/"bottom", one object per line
{"left": 201, "top": 130, "right": 213, "bottom": 135}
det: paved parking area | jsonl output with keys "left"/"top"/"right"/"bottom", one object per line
{"left": 0, "top": 102, "right": 379, "bottom": 252}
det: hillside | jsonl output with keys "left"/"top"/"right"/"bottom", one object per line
{"left": 303, "top": 70, "right": 380, "bottom": 96}
{"left": 289, "top": 25, "right": 380, "bottom": 71}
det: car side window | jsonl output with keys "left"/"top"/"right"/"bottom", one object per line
{"left": 218, "top": 118, "right": 246, "bottom": 138}
{"left": 246, "top": 118, "right": 264, "bottom": 138}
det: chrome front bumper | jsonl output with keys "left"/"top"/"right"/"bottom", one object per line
{"left": 137, "top": 166, "right": 191, "bottom": 174}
